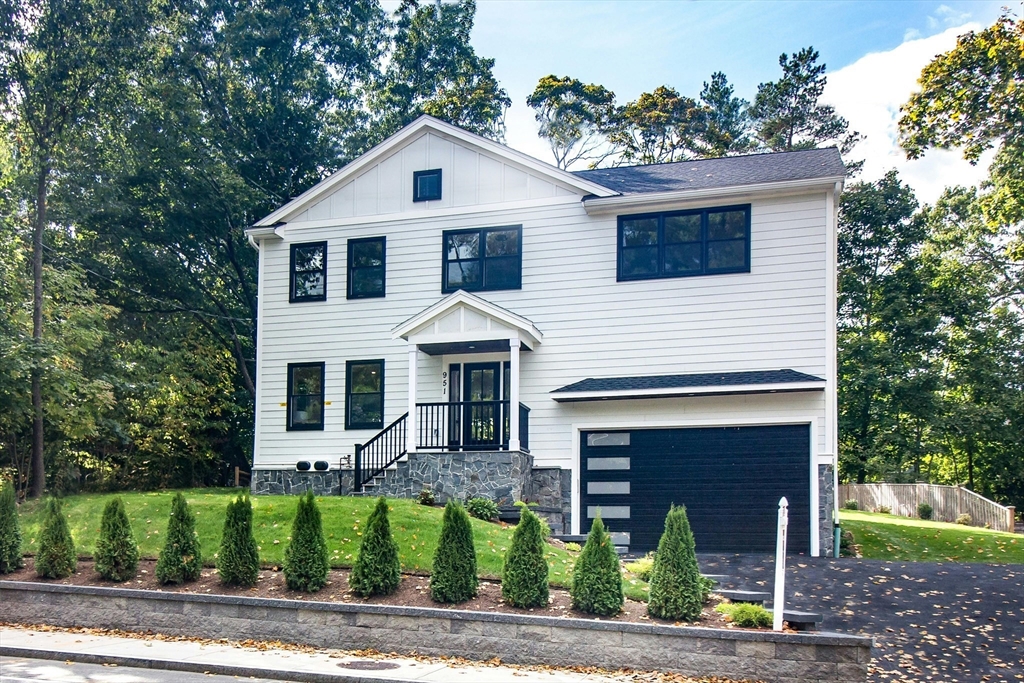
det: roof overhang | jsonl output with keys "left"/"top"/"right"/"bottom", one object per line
{"left": 254, "top": 116, "right": 618, "bottom": 228}
{"left": 550, "top": 370, "right": 826, "bottom": 403}
{"left": 550, "top": 382, "right": 826, "bottom": 402}
{"left": 393, "top": 290, "right": 543, "bottom": 353}
{"left": 581, "top": 176, "right": 846, "bottom": 216}
{"left": 244, "top": 224, "right": 284, "bottom": 250}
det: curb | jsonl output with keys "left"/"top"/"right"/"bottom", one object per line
{"left": 0, "top": 645, "right": 413, "bottom": 683}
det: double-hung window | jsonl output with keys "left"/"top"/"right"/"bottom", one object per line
{"left": 346, "top": 360, "right": 384, "bottom": 429}
{"left": 290, "top": 241, "right": 328, "bottom": 302}
{"left": 617, "top": 205, "right": 750, "bottom": 281}
{"left": 347, "top": 237, "right": 386, "bottom": 299}
{"left": 287, "top": 362, "right": 325, "bottom": 430}
{"left": 442, "top": 226, "right": 522, "bottom": 293}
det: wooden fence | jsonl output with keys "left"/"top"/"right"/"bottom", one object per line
{"left": 839, "top": 483, "right": 1017, "bottom": 533}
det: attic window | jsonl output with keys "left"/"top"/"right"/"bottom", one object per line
{"left": 413, "top": 169, "right": 442, "bottom": 202}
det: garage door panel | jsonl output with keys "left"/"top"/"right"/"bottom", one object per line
{"left": 581, "top": 425, "right": 810, "bottom": 554}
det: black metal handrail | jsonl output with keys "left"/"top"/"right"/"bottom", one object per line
{"left": 354, "top": 412, "right": 407, "bottom": 491}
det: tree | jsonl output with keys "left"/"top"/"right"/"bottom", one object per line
{"left": 605, "top": 86, "right": 706, "bottom": 165}
{"left": 501, "top": 507, "right": 548, "bottom": 608}
{"left": 430, "top": 500, "right": 478, "bottom": 603}
{"left": 0, "top": 0, "right": 152, "bottom": 498}
{"left": 647, "top": 505, "right": 704, "bottom": 621}
{"left": 748, "top": 47, "right": 860, "bottom": 162}
{"left": 899, "top": 12, "right": 1024, "bottom": 228}
{"left": 0, "top": 479, "right": 23, "bottom": 573}
{"left": 369, "top": 0, "right": 510, "bottom": 144}
{"left": 156, "top": 492, "right": 203, "bottom": 584}
{"left": 349, "top": 497, "right": 401, "bottom": 597}
{"left": 94, "top": 497, "right": 139, "bottom": 582}
{"left": 569, "top": 515, "right": 623, "bottom": 616}
{"left": 284, "top": 491, "right": 330, "bottom": 592}
{"left": 218, "top": 495, "right": 260, "bottom": 587}
{"left": 35, "top": 497, "right": 76, "bottom": 578}
{"left": 695, "top": 72, "right": 753, "bottom": 158}
{"left": 527, "top": 75, "right": 616, "bottom": 169}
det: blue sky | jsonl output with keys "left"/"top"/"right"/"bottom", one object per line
{"left": 462, "top": 0, "right": 1009, "bottom": 201}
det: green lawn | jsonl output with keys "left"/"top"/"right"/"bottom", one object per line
{"left": 839, "top": 510, "right": 1024, "bottom": 563}
{"left": 15, "top": 489, "right": 581, "bottom": 587}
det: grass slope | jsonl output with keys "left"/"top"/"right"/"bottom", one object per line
{"left": 840, "top": 510, "right": 1023, "bottom": 563}
{"left": 16, "top": 489, "right": 578, "bottom": 586}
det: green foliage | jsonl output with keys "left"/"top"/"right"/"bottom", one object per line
{"left": 877, "top": 505, "right": 892, "bottom": 514}
{"left": 715, "top": 602, "right": 772, "bottom": 628}
{"left": 0, "top": 479, "right": 23, "bottom": 572}
{"left": 418, "top": 489, "right": 436, "bottom": 506}
{"left": 94, "top": 497, "right": 139, "bottom": 582}
{"left": 465, "top": 497, "right": 499, "bottom": 521}
{"left": 156, "top": 493, "right": 203, "bottom": 584}
{"left": 349, "top": 497, "right": 401, "bottom": 597}
{"left": 843, "top": 500, "right": 859, "bottom": 511}
{"left": 624, "top": 554, "right": 654, "bottom": 582}
{"left": 917, "top": 502, "right": 933, "bottom": 520}
{"left": 430, "top": 500, "right": 478, "bottom": 603}
{"left": 563, "top": 542, "right": 581, "bottom": 553}
{"left": 283, "top": 491, "right": 329, "bottom": 592}
{"left": 647, "top": 506, "right": 704, "bottom": 622}
{"left": 956, "top": 513, "right": 972, "bottom": 526}
{"left": 570, "top": 516, "right": 623, "bottom": 616}
{"left": 527, "top": 74, "right": 616, "bottom": 169}
{"left": 748, "top": 46, "right": 860, "bottom": 161}
{"left": 35, "top": 498, "right": 77, "bottom": 579}
{"left": 501, "top": 507, "right": 549, "bottom": 608}
{"left": 604, "top": 86, "right": 705, "bottom": 165}
{"left": 218, "top": 495, "right": 260, "bottom": 587}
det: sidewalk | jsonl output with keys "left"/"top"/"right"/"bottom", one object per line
{"left": 0, "top": 626, "right": 627, "bottom": 683}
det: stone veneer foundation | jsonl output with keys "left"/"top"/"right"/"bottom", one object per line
{"left": 0, "top": 582, "right": 871, "bottom": 683}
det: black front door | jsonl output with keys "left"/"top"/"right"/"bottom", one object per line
{"left": 464, "top": 362, "right": 501, "bottom": 447}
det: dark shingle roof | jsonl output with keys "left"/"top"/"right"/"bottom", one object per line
{"left": 572, "top": 148, "right": 845, "bottom": 196}
{"left": 552, "top": 369, "right": 825, "bottom": 395}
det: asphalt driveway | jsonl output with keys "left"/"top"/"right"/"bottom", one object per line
{"left": 699, "top": 554, "right": 1024, "bottom": 682}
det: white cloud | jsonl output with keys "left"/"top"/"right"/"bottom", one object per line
{"left": 823, "top": 24, "right": 992, "bottom": 204}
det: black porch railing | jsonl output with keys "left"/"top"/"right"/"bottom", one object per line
{"left": 354, "top": 401, "right": 529, "bottom": 491}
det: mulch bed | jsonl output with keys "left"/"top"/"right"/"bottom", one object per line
{"left": 5, "top": 558, "right": 736, "bottom": 629}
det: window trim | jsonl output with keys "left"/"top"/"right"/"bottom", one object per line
{"left": 347, "top": 236, "right": 386, "bottom": 300}
{"left": 616, "top": 204, "right": 751, "bottom": 282}
{"left": 441, "top": 225, "right": 523, "bottom": 294}
{"left": 286, "top": 362, "right": 325, "bottom": 431}
{"left": 413, "top": 169, "right": 443, "bottom": 202}
{"left": 289, "top": 241, "right": 328, "bottom": 303}
{"left": 345, "top": 359, "right": 385, "bottom": 430}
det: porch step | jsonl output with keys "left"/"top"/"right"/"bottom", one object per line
{"left": 716, "top": 589, "right": 771, "bottom": 604}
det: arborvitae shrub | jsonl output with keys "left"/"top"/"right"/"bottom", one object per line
{"left": 95, "top": 497, "right": 139, "bottom": 582}
{"left": 218, "top": 495, "right": 260, "bottom": 587}
{"left": 36, "top": 498, "right": 77, "bottom": 579}
{"left": 430, "top": 500, "right": 478, "bottom": 603}
{"left": 647, "top": 505, "right": 704, "bottom": 621}
{"left": 284, "top": 491, "right": 329, "bottom": 592}
{"left": 156, "top": 492, "right": 203, "bottom": 584}
{"left": 349, "top": 497, "right": 401, "bottom": 597}
{"left": 570, "top": 515, "right": 623, "bottom": 616}
{"left": 501, "top": 507, "right": 548, "bottom": 608}
{"left": 917, "top": 502, "right": 933, "bottom": 520}
{"left": 0, "top": 479, "right": 23, "bottom": 573}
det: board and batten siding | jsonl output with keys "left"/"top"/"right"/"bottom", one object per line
{"left": 254, "top": 188, "right": 830, "bottom": 471}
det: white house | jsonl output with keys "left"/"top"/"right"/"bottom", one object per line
{"left": 245, "top": 115, "right": 844, "bottom": 556}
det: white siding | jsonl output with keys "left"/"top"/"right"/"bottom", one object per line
{"left": 254, "top": 190, "right": 831, "bottom": 469}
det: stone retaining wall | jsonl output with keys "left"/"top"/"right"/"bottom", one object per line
{"left": 819, "top": 464, "right": 835, "bottom": 557}
{"left": 250, "top": 469, "right": 344, "bottom": 496}
{"left": 0, "top": 582, "right": 870, "bottom": 683}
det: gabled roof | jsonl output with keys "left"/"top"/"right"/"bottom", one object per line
{"left": 392, "top": 290, "right": 543, "bottom": 350}
{"left": 254, "top": 116, "right": 618, "bottom": 227}
{"left": 572, "top": 148, "right": 845, "bottom": 196}
{"left": 550, "top": 369, "right": 825, "bottom": 402}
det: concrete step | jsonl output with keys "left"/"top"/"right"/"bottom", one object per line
{"left": 767, "top": 609, "right": 824, "bottom": 631}
{"left": 715, "top": 589, "right": 770, "bottom": 604}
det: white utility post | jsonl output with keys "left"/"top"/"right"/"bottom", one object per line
{"left": 508, "top": 337, "right": 521, "bottom": 451}
{"left": 773, "top": 496, "right": 789, "bottom": 631}
{"left": 407, "top": 345, "right": 418, "bottom": 453}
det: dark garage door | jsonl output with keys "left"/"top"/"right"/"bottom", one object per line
{"left": 580, "top": 425, "right": 810, "bottom": 554}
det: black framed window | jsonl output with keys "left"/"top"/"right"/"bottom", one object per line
{"left": 442, "top": 226, "right": 522, "bottom": 293}
{"left": 617, "top": 205, "right": 750, "bottom": 281}
{"left": 290, "top": 241, "right": 328, "bottom": 302}
{"left": 347, "top": 236, "right": 385, "bottom": 299}
{"left": 413, "top": 169, "right": 442, "bottom": 202}
{"left": 346, "top": 360, "right": 384, "bottom": 429}
{"left": 287, "top": 362, "right": 325, "bottom": 431}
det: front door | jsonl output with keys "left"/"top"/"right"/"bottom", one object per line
{"left": 463, "top": 362, "right": 501, "bottom": 447}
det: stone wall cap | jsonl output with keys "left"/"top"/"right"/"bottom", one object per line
{"left": 0, "top": 580, "right": 872, "bottom": 647}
